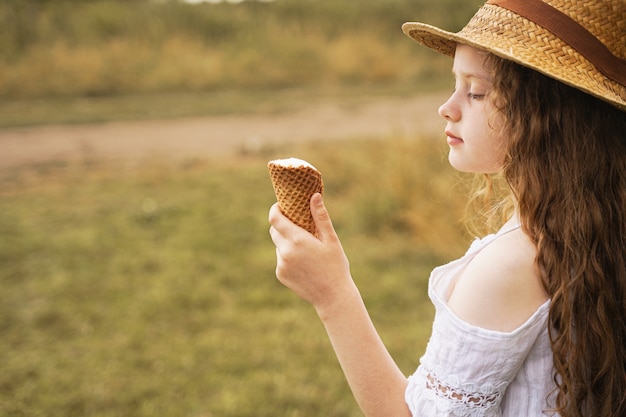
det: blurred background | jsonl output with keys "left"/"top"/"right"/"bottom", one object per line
{"left": 1, "top": 0, "right": 482, "bottom": 416}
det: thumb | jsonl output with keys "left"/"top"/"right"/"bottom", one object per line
{"left": 310, "top": 193, "right": 335, "bottom": 240}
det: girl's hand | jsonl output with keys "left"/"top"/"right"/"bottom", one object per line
{"left": 268, "top": 193, "right": 354, "bottom": 314}
{"left": 269, "top": 193, "right": 411, "bottom": 417}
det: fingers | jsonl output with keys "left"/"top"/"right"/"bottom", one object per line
{"left": 268, "top": 195, "right": 351, "bottom": 306}
{"left": 268, "top": 202, "right": 282, "bottom": 226}
{"left": 310, "top": 193, "right": 336, "bottom": 241}
{"left": 269, "top": 194, "right": 337, "bottom": 243}
{"left": 269, "top": 202, "right": 302, "bottom": 237}
{"left": 268, "top": 203, "right": 309, "bottom": 253}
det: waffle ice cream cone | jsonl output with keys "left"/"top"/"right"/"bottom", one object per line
{"left": 268, "top": 158, "right": 324, "bottom": 235}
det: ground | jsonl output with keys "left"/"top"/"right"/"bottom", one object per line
{"left": 0, "top": 92, "right": 447, "bottom": 171}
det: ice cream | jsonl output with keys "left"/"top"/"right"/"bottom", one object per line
{"left": 268, "top": 158, "right": 324, "bottom": 235}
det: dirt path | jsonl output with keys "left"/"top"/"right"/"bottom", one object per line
{"left": 0, "top": 92, "right": 447, "bottom": 171}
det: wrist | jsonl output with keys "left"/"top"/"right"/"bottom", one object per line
{"left": 314, "top": 279, "right": 363, "bottom": 323}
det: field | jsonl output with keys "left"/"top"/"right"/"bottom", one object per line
{"left": 1, "top": 138, "right": 475, "bottom": 416}
{"left": 1, "top": 0, "right": 487, "bottom": 415}
{"left": 1, "top": 0, "right": 481, "bottom": 126}
{"left": 0, "top": 0, "right": 483, "bottom": 99}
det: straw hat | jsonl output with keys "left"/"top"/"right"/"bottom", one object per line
{"left": 402, "top": 0, "right": 626, "bottom": 111}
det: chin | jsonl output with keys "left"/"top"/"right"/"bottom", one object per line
{"left": 448, "top": 154, "right": 473, "bottom": 173}
{"left": 448, "top": 154, "right": 502, "bottom": 174}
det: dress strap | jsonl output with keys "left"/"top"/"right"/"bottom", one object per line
{"left": 465, "top": 221, "right": 521, "bottom": 255}
{"left": 496, "top": 220, "right": 521, "bottom": 237}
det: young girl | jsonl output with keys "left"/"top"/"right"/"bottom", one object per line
{"left": 268, "top": 1, "right": 626, "bottom": 416}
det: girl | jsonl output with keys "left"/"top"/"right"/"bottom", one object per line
{"left": 268, "top": 1, "right": 626, "bottom": 416}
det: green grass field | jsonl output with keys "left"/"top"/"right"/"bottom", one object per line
{"left": 0, "top": 0, "right": 482, "bottom": 99}
{"left": 0, "top": 0, "right": 483, "bottom": 127}
{"left": 0, "top": 0, "right": 488, "bottom": 414}
{"left": 0, "top": 138, "right": 473, "bottom": 416}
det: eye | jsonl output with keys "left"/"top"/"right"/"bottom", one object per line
{"left": 468, "top": 92, "right": 486, "bottom": 100}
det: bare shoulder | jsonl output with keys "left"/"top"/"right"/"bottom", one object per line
{"left": 447, "top": 229, "right": 549, "bottom": 332}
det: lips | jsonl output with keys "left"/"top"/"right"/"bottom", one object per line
{"left": 445, "top": 130, "right": 463, "bottom": 146}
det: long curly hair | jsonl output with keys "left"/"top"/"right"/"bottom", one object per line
{"left": 486, "top": 55, "right": 626, "bottom": 417}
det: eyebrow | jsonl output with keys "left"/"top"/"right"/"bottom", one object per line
{"left": 451, "top": 70, "right": 492, "bottom": 82}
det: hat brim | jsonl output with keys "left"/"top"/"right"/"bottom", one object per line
{"left": 401, "top": 23, "right": 459, "bottom": 58}
{"left": 401, "top": 21, "right": 553, "bottom": 82}
{"left": 402, "top": 4, "right": 626, "bottom": 112}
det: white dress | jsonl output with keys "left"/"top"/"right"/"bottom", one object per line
{"left": 405, "top": 225, "right": 557, "bottom": 416}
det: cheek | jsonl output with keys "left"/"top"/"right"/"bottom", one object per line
{"left": 491, "top": 115, "right": 508, "bottom": 159}
{"left": 483, "top": 131, "right": 507, "bottom": 171}
{"left": 468, "top": 111, "right": 507, "bottom": 172}
{"left": 483, "top": 109, "right": 507, "bottom": 164}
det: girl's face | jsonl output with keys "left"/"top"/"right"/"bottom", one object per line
{"left": 438, "top": 44, "right": 506, "bottom": 174}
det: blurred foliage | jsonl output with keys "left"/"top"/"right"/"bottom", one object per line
{"left": 0, "top": 136, "right": 472, "bottom": 416}
{"left": 0, "top": 0, "right": 483, "bottom": 99}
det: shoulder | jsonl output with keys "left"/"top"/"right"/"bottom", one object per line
{"left": 447, "top": 228, "right": 549, "bottom": 332}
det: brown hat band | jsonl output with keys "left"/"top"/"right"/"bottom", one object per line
{"left": 487, "top": 0, "right": 626, "bottom": 86}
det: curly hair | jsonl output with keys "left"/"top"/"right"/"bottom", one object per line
{"left": 485, "top": 55, "right": 626, "bottom": 417}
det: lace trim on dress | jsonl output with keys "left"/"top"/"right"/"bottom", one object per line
{"left": 420, "top": 366, "right": 506, "bottom": 416}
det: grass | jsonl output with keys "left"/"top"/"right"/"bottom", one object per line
{"left": 0, "top": 1, "right": 483, "bottom": 414}
{"left": 0, "top": 137, "right": 473, "bottom": 416}
{"left": 0, "top": 0, "right": 484, "bottom": 127}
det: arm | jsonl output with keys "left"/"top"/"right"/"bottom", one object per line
{"left": 269, "top": 193, "right": 412, "bottom": 417}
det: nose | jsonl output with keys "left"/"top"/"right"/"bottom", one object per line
{"left": 438, "top": 93, "right": 461, "bottom": 122}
